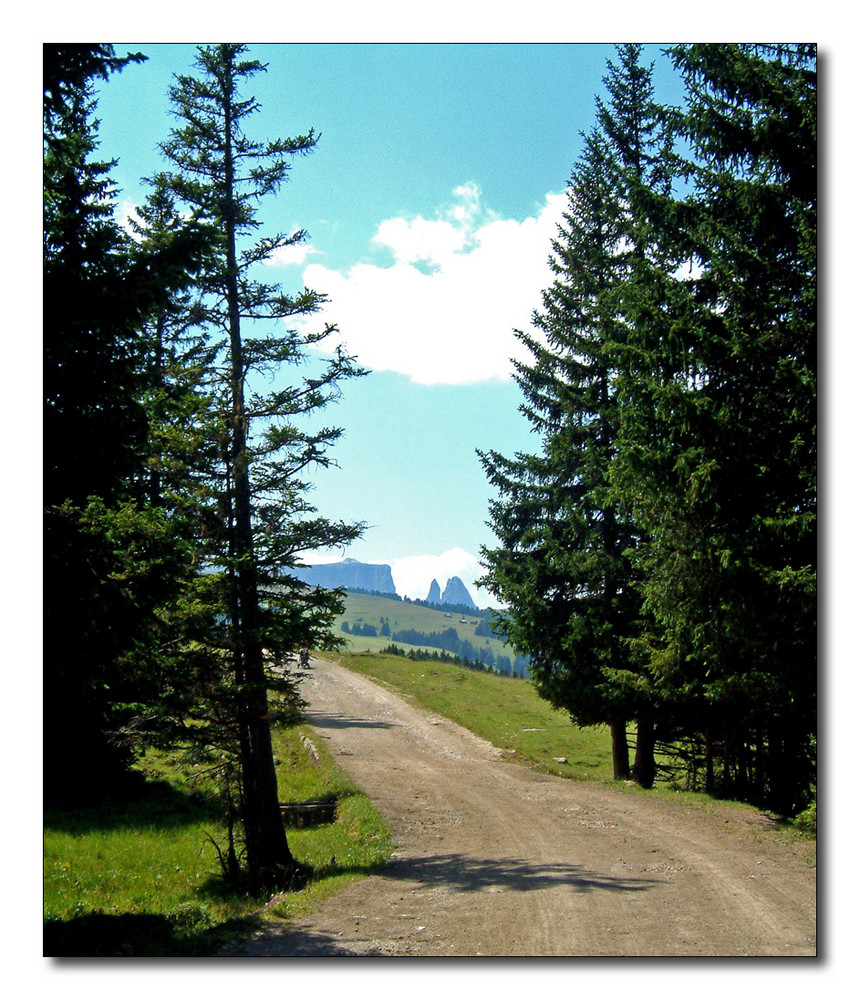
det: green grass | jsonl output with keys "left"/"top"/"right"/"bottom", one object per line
{"left": 333, "top": 591, "right": 517, "bottom": 663}
{"left": 326, "top": 649, "right": 618, "bottom": 782}
{"left": 44, "top": 725, "right": 392, "bottom": 956}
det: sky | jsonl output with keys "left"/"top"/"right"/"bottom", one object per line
{"left": 87, "top": 41, "right": 694, "bottom": 606}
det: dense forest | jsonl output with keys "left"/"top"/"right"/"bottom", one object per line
{"left": 44, "top": 43, "right": 365, "bottom": 887}
{"left": 480, "top": 44, "right": 816, "bottom": 815}
{"left": 44, "top": 40, "right": 815, "bottom": 902}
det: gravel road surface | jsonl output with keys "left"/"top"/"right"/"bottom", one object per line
{"left": 220, "top": 657, "right": 816, "bottom": 957}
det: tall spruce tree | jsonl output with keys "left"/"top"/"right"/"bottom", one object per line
{"left": 158, "top": 44, "right": 366, "bottom": 882}
{"left": 482, "top": 43, "right": 815, "bottom": 812}
{"left": 114, "top": 177, "right": 233, "bottom": 779}
{"left": 610, "top": 44, "right": 816, "bottom": 812}
{"left": 480, "top": 46, "right": 674, "bottom": 785}
{"left": 128, "top": 176, "right": 219, "bottom": 511}
{"left": 44, "top": 45, "right": 207, "bottom": 801}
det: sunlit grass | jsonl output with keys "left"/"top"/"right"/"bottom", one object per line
{"left": 326, "top": 650, "right": 617, "bottom": 782}
{"left": 44, "top": 725, "right": 392, "bottom": 954}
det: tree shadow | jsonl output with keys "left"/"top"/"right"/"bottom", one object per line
{"left": 304, "top": 710, "right": 397, "bottom": 731}
{"left": 44, "top": 778, "right": 223, "bottom": 835}
{"left": 215, "top": 853, "right": 663, "bottom": 957}
{"left": 218, "top": 924, "right": 382, "bottom": 957}
{"left": 44, "top": 910, "right": 237, "bottom": 957}
{"left": 378, "top": 852, "right": 662, "bottom": 895}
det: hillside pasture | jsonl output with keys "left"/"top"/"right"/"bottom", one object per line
{"left": 330, "top": 591, "right": 521, "bottom": 671}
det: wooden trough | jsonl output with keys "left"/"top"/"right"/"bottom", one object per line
{"left": 279, "top": 795, "right": 338, "bottom": 829}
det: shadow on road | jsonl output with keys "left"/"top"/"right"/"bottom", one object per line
{"left": 220, "top": 925, "right": 382, "bottom": 957}
{"left": 380, "top": 852, "right": 662, "bottom": 895}
{"left": 305, "top": 711, "right": 398, "bottom": 731}
{"left": 216, "top": 853, "right": 663, "bottom": 956}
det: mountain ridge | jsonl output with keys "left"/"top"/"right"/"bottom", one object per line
{"left": 291, "top": 559, "right": 478, "bottom": 609}
{"left": 290, "top": 559, "right": 397, "bottom": 595}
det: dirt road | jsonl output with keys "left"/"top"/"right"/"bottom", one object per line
{"left": 221, "top": 658, "right": 816, "bottom": 957}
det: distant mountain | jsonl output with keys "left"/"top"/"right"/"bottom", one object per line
{"left": 290, "top": 558, "right": 397, "bottom": 595}
{"left": 289, "top": 561, "right": 477, "bottom": 610}
{"left": 441, "top": 576, "right": 477, "bottom": 609}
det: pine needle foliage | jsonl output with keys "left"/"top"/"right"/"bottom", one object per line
{"left": 481, "top": 44, "right": 816, "bottom": 815}
{"left": 145, "top": 43, "right": 367, "bottom": 882}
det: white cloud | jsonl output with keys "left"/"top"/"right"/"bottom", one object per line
{"left": 372, "top": 215, "right": 465, "bottom": 267}
{"left": 263, "top": 239, "right": 319, "bottom": 268}
{"left": 115, "top": 199, "right": 144, "bottom": 238}
{"left": 299, "top": 184, "right": 566, "bottom": 385}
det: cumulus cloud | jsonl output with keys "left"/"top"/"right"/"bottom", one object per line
{"left": 299, "top": 184, "right": 566, "bottom": 385}
{"left": 262, "top": 234, "right": 320, "bottom": 269}
{"left": 372, "top": 215, "right": 464, "bottom": 267}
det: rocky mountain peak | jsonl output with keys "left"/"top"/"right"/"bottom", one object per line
{"left": 441, "top": 576, "right": 476, "bottom": 609}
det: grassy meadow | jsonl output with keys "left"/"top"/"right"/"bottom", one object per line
{"left": 332, "top": 591, "right": 517, "bottom": 662}
{"left": 326, "top": 648, "right": 615, "bottom": 782}
{"left": 44, "top": 724, "right": 392, "bottom": 956}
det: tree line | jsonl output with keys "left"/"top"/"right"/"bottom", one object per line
{"left": 45, "top": 44, "right": 365, "bottom": 888}
{"left": 413, "top": 599, "right": 492, "bottom": 619}
{"left": 388, "top": 626, "right": 528, "bottom": 676}
{"left": 480, "top": 44, "right": 816, "bottom": 816}
{"left": 379, "top": 644, "right": 513, "bottom": 677}
{"left": 341, "top": 618, "right": 392, "bottom": 637}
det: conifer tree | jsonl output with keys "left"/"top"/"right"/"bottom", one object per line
{"left": 128, "top": 176, "right": 219, "bottom": 511}
{"left": 43, "top": 45, "right": 207, "bottom": 801}
{"left": 480, "top": 46, "right": 673, "bottom": 784}
{"left": 158, "top": 43, "right": 365, "bottom": 882}
{"left": 113, "top": 178, "right": 233, "bottom": 774}
{"left": 611, "top": 44, "right": 816, "bottom": 812}
{"left": 483, "top": 43, "right": 815, "bottom": 813}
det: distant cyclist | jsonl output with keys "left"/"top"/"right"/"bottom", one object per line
{"left": 299, "top": 641, "right": 310, "bottom": 669}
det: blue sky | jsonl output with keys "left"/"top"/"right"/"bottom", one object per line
{"left": 89, "top": 35, "right": 859, "bottom": 612}
{"left": 88, "top": 41, "right": 693, "bottom": 606}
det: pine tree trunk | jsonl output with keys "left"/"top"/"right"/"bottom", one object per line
{"left": 704, "top": 722, "right": 715, "bottom": 794}
{"left": 632, "top": 711, "right": 656, "bottom": 788}
{"left": 223, "top": 91, "right": 297, "bottom": 881}
{"left": 610, "top": 719, "right": 630, "bottom": 780}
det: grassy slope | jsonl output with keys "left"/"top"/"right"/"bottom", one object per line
{"left": 333, "top": 591, "right": 517, "bottom": 663}
{"left": 327, "top": 649, "right": 615, "bottom": 782}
